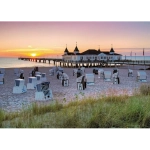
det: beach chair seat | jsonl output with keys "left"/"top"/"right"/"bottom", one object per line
{"left": 98, "top": 69, "right": 104, "bottom": 78}
{"left": 76, "top": 75, "right": 86, "bottom": 90}
{"left": 128, "top": 69, "right": 133, "bottom": 77}
{"left": 0, "top": 74, "right": 4, "bottom": 84}
{"left": 137, "top": 71, "right": 147, "bottom": 82}
{"left": 41, "top": 73, "right": 47, "bottom": 82}
{"left": 85, "top": 73, "right": 95, "bottom": 85}
{"left": 13, "top": 79, "right": 27, "bottom": 94}
{"left": 35, "top": 82, "right": 53, "bottom": 100}
{"left": 62, "top": 73, "right": 69, "bottom": 86}
{"left": 104, "top": 71, "right": 112, "bottom": 81}
{"left": 27, "top": 77, "right": 37, "bottom": 89}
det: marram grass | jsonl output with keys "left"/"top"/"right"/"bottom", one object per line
{"left": 1, "top": 83, "right": 150, "bottom": 128}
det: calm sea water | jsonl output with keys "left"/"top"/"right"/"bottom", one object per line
{"left": 122, "top": 56, "right": 150, "bottom": 61}
{"left": 0, "top": 57, "right": 55, "bottom": 68}
{"left": 0, "top": 56, "right": 150, "bottom": 68}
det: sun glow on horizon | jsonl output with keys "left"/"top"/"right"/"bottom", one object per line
{"left": 30, "top": 53, "right": 37, "bottom": 57}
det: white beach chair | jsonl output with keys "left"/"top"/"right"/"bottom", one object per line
{"left": 98, "top": 69, "right": 104, "bottom": 78}
{"left": 35, "top": 82, "right": 53, "bottom": 100}
{"left": 14, "top": 68, "right": 20, "bottom": 75}
{"left": 0, "top": 68, "right": 5, "bottom": 75}
{"left": 56, "top": 71, "right": 63, "bottom": 80}
{"left": 76, "top": 68, "right": 83, "bottom": 78}
{"left": 52, "top": 66, "right": 57, "bottom": 73}
{"left": 58, "top": 67, "right": 64, "bottom": 73}
{"left": 73, "top": 69, "right": 78, "bottom": 76}
{"left": 36, "top": 75, "right": 42, "bottom": 84}
{"left": 35, "top": 71, "right": 41, "bottom": 76}
{"left": 41, "top": 73, "right": 47, "bottom": 82}
{"left": 112, "top": 72, "right": 120, "bottom": 84}
{"left": 85, "top": 73, "right": 95, "bottom": 85}
{"left": 137, "top": 71, "right": 147, "bottom": 82}
{"left": 128, "top": 69, "right": 133, "bottom": 77}
{"left": 76, "top": 75, "right": 86, "bottom": 90}
{"left": 0, "top": 74, "right": 4, "bottom": 84}
{"left": 29, "top": 70, "right": 33, "bottom": 77}
{"left": 93, "top": 68, "right": 99, "bottom": 74}
{"left": 104, "top": 71, "right": 112, "bottom": 82}
{"left": 49, "top": 68, "right": 54, "bottom": 76}
{"left": 13, "top": 79, "right": 27, "bottom": 94}
{"left": 113, "top": 68, "right": 119, "bottom": 75}
{"left": 81, "top": 67, "right": 85, "bottom": 73}
{"left": 27, "top": 77, "right": 37, "bottom": 89}
{"left": 62, "top": 73, "right": 69, "bottom": 86}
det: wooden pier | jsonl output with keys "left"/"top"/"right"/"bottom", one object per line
{"left": 18, "top": 57, "right": 150, "bottom": 68}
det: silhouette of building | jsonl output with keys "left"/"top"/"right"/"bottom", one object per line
{"left": 62, "top": 43, "right": 122, "bottom": 61}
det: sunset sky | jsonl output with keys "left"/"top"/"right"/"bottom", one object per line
{"left": 0, "top": 21, "right": 150, "bottom": 58}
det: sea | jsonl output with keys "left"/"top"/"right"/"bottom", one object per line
{"left": 0, "top": 57, "right": 56, "bottom": 68}
{"left": 0, "top": 56, "right": 150, "bottom": 68}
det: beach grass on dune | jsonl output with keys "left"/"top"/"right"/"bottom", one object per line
{"left": 1, "top": 83, "right": 150, "bottom": 128}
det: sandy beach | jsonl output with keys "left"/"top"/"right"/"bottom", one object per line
{"left": 0, "top": 65, "right": 150, "bottom": 112}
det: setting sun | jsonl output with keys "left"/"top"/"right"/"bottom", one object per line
{"left": 31, "top": 53, "right": 36, "bottom": 57}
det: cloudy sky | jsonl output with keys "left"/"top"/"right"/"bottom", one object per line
{"left": 0, "top": 21, "right": 150, "bottom": 57}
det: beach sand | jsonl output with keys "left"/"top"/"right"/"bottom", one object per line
{"left": 0, "top": 65, "right": 150, "bottom": 112}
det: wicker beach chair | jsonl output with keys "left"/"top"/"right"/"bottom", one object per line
{"left": 137, "top": 71, "right": 147, "bottom": 82}
{"left": 81, "top": 67, "right": 85, "bottom": 73}
{"left": 104, "top": 71, "right": 112, "bottom": 81}
{"left": 35, "top": 71, "right": 41, "bottom": 76}
{"left": 49, "top": 68, "right": 54, "bottom": 76}
{"left": 41, "top": 73, "right": 47, "bottom": 82}
{"left": 0, "top": 68, "right": 5, "bottom": 75}
{"left": 0, "top": 74, "right": 4, "bottom": 84}
{"left": 76, "top": 68, "right": 82, "bottom": 78}
{"left": 27, "top": 77, "right": 37, "bottom": 89}
{"left": 58, "top": 67, "right": 64, "bottom": 73}
{"left": 85, "top": 73, "right": 95, "bottom": 85}
{"left": 98, "top": 69, "right": 104, "bottom": 78}
{"left": 73, "top": 69, "right": 78, "bottom": 76}
{"left": 76, "top": 75, "right": 86, "bottom": 90}
{"left": 13, "top": 79, "right": 27, "bottom": 94}
{"left": 56, "top": 70, "right": 63, "bottom": 80}
{"left": 62, "top": 73, "right": 69, "bottom": 86}
{"left": 93, "top": 68, "right": 99, "bottom": 74}
{"left": 14, "top": 68, "right": 20, "bottom": 75}
{"left": 36, "top": 74, "right": 42, "bottom": 84}
{"left": 128, "top": 69, "right": 133, "bottom": 77}
{"left": 113, "top": 68, "right": 119, "bottom": 75}
{"left": 35, "top": 82, "right": 53, "bottom": 100}
{"left": 112, "top": 72, "right": 120, "bottom": 84}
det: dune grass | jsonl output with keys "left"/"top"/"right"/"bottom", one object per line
{"left": 1, "top": 83, "right": 150, "bottom": 128}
